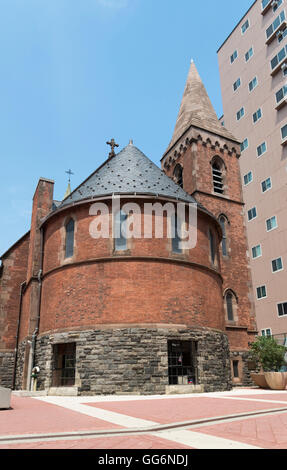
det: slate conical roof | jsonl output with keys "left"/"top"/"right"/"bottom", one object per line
{"left": 165, "top": 61, "right": 238, "bottom": 155}
{"left": 60, "top": 142, "right": 197, "bottom": 207}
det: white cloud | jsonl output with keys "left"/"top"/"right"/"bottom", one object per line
{"left": 96, "top": 0, "right": 130, "bottom": 9}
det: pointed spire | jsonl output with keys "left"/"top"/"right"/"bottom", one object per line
{"left": 64, "top": 182, "right": 72, "bottom": 199}
{"left": 165, "top": 61, "right": 236, "bottom": 154}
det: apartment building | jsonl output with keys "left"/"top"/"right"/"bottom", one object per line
{"left": 217, "top": 0, "right": 287, "bottom": 338}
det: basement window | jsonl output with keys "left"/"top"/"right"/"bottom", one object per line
{"left": 168, "top": 340, "right": 198, "bottom": 386}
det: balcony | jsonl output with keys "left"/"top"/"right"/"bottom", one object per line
{"left": 271, "top": 52, "right": 287, "bottom": 76}
{"left": 266, "top": 19, "right": 287, "bottom": 44}
{"left": 276, "top": 96, "right": 287, "bottom": 109}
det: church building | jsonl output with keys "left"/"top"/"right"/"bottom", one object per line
{"left": 0, "top": 62, "right": 257, "bottom": 395}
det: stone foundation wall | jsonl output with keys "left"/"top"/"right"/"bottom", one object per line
{"left": 33, "top": 326, "right": 233, "bottom": 395}
{"left": 14, "top": 340, "right": 28, "bottom": 390}
{"left": 0, "top": 351, "right": 15, "bottom": 388}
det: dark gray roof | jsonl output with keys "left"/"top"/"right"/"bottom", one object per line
{"left": 60, "top": 143, "right": 198, "bottom": 207}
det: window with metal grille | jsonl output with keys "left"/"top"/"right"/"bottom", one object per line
{"left": 173, "top": 164, "right": 183, "bottom": 188}
{"left": 114, "top": 210, "right": 128, "bottom": 251}
{"left": 167, "top": 340, "right": 198, "bottom": 386}
{"left": 52, "top": 343, "right": 76, "bottom": 387}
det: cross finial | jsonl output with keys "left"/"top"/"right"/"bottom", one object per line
{"left": 65, "top": 169, "right": 74, "bottom": 183}
{"left": 106, "top": 138, "right": 119, "bottom": 158}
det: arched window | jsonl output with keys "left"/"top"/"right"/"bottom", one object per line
{"left": 219, "top": 215, "right": 228, "bottom": 257}
{"left": 114, "top": 210, "right": 128, "bottom": 251}
{"left": 208, "top": 229, "right": 216, "bottom": 265}
{"left": 65, "top": 218, "right": 75, "bottom": 258}
{"left": 212, "top": 159, "right": 225, "bottom": 194}
{"left": 225, "top": 290, "right": 238, "bottom": 322}
{"left": 171, "top": 213, "right": 182, "bottom": 254}
{"left": 173, "top": 164, "right": 183, "bottom": 188}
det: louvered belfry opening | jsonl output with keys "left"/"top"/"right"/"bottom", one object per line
{"left": 212, "top": 162, "right": 224, "bottom": 194}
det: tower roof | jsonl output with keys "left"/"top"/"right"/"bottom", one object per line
{"left": 165, "top": 61, "right": 238, "bottom": 155}
{"left": 60, "top": 142, "right": 198, "bottom": 207}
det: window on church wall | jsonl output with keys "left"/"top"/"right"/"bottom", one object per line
{"left": 171, "top": 214, "right": 183, "bottom": 254}
{"left": 173, "top": 164, "right": 183, "bottom": 189}
{"left": 224, "top": 290, "right": 238, "bottom": 323}
{"left": 208, "top": 229, "right": 216, "bottom": 266}
{"left": 65, "top": 218, "right": 75, "bottom": 259}
{"left": 212, "top": 158, "right": 225, "bottom": 195}
{"left": 219, "top": 216, "right": 228, "bottom": 257}
{"left": 114, "top": 210, "right": 128, "bottom": 252}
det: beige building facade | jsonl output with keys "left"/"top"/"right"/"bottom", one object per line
{"left": 217, "top": 0, "right": 287, "bottom": 338}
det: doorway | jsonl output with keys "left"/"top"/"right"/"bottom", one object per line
{"left": 168, "top": 340, "right": 198, "bottom": 385}
{"left": 52, "top": 343, "right": 76, "bottom": 387}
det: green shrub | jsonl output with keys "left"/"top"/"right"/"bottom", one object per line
{"left": 250, "top": 336, "right": 286, "bottom": 372}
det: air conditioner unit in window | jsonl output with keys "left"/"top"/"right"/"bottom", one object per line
{"left": 277, "top": 30, "right": 283, "bottom": 37}
{"left": 271, "top": 0, "right": 278, "bottom": 6}
{"left": 281, "top": 63, "right": 287, "bottom": 70}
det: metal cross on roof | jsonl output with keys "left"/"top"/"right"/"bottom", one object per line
{"left": 65, "top": 169, "right": 74, "bottom": 183}
{"left": 106, "top": 138, "right": 119, "bottom": 158}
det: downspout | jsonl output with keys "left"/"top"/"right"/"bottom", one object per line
{"left": 12, "top": 281, "right": 26, "bottom": 390}
{"left": 28, "top": 226, "right": 44, "bottom": 391}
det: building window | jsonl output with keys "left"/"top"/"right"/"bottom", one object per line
{"left": 281, "top": 123, "right": 287, "bottom": 140}
{"left": 257, "top": 142, "right": 267, "bottom": 157}
{"left": 249, "top": 77, "right": 258, "bottom": 92}
{"left": 233, "top": 78, "right": 241, "bottom": 92}
{"left": 208, "top": 229, "right": 216, "bottom": 265}
{"left": 261, "top": 177, "right": 272, "bottom": 193}
{"left": 266, "top": 10, "right": 286, "bottom": 41}
{"left": 241, "top": 19, "right": 250, "bottom": 35}
{"left": 245, "top": 47, "right": 254, "bottom": 62}
{"left": 278, "top": 302, "right": 287, "bottom": 316}
{"left": 262, "top": 0, "right": 271, "bottom": 10}
{"left": 266, "top": 215, "right": 277, "bottom": 232}
{"left": 226, "top": 291, "right": 236, "bottom": 321}
{"left": 276, "top": 84, "right": 287, "bottom": 103}
{"left": 171, "top": 214, "right": 182, "bottom": 254}
{"left": 241, "top": 138, "right": 249, "bottom": 152}
{"left": 278, "top": 25, "right": 287, "bottom": 42}
{"left": 52, "top": 343, "right": 76, "bottom": 387}
{"left": 168, "top": 340, "right": 198, "bottom": 386}
{"left": 65, "top": 218, "right": 75, "bottom": 259}
{"left": 261, "top": 329, "right": 272, "bottom": 336}
{"left": 248, "top": 207, "right": 257, "bottom": 221}
{"left": 114, "top": 210, "right": 128, "bottom": 251}
{"left": 253, "top": 108, "right": 262, "bottom": 123}
{"left": 244, "top": 171, "right": 253, "bottom": 186}
{"left": 270, "top": 45, "right": 287, "bottom": 71}
{"left": 212, "top": 160, "right": 224, "bottom": 194}
{"left": 236, "top": 107, "right": 245, "bottom": 121}
{"left": 257, "top": 285, "right": 267, "bottom": 300}
{"left": 273, "top": 0, "right": 283, "bottom": 12}
{"left": 219, "top": 215, "right": 228, "bottom": 257}
{"left": 252, "top": 245, "right": 262, "bottom": 259}
{"left": 230, "top": 50, "right": 238, "bottom": 64}
{"left": 173, "top": 164, "right": 183, "bottom": 188}
{"left": 233, "top": 360, "right": 239, "bottom": 378}
{"left": 272, "top": 257, "right": 283, "bottom": 272}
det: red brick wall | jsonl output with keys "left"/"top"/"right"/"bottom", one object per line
{"left": 0, "top": 233, "right": 30, "bottom": 350}
{"left": 37, "top": 198, "right": 225, "bottom": 335}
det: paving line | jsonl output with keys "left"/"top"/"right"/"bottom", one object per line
{"left": 2, "top": 405, "right": 287, "bottom": 449}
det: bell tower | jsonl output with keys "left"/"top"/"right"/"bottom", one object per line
{"left": 162, "top": 60, "right": 257, "bottom": 385}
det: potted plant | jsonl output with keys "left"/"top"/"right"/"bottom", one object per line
{"left": 250, "top": 336, "right": 287, "bottom": 390}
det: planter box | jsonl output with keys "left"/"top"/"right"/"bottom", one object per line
{"left": 0, "top": 387, "right": 11, "bottom": 409}
{"left": 250, "top": 373, "right": 270, "bottom": 389}
{"left": 264, "top": 372, "right": 287, "bottom": 390}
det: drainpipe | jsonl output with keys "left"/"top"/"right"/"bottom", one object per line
{"left": 12, "top": 280, "right": 26, "bottom": 390}
{"left": 28, "top": 226, "right": 44, "bottom": 391}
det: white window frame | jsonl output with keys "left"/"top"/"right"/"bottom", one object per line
{"left": 252, "top": 244, "right": 262, "bottom": 259}
{"left": 249, "top": 76, "right": 258, "bottom": 93}
{"left": 261, "top": 176, "right": 272, "bottom": 193}
{"left": 261, "top": 328, "right": 272, "bottom": 336}
{"left": 248, "top": 206, "right": 257, "bottom": 222}
{"left": 244, "top": 171, "right": 253, "bottom": 186}
{"left": 277, "top": 301, "right": 287, "bottom": 317}
{"left": 266, "top": 215, "right": 278, "bottom": 232}
{"left": 245, "top": 46, "right": 254, "bottom": 63}
{"left": 233, "top": 78, "right": 241, "bottom": 92}
{"left": 241, "top": 138, "right": 249, "bottom": 152}
{"left": 230, "top": 50, "right": 238, "bottom": 64}
{"left": 241, "top": 19, "right": 250, "bottom": 35}
{"left": 272, "top": 256, "right": 284, "bottom": 273}
{"left": 257, "top": 141, "right": 267, "bottom": 158}
{"left": 253, "top": 108, "right": 262, "bottom": 124}
{"left": 257, "top": 285, "right": 267, "bottom": 300}
{"left": 236, "top": 107, "right": 245, "bottom": 121}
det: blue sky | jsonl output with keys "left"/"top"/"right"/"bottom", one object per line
{"left": 0, "top": 0, "right": 253, "bottom": 255}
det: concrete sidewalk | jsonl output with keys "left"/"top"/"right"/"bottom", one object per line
{"left": 1, "top": 388, "right": 287, "bottom": 449}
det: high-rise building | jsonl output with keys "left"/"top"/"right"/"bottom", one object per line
{"left": 217, "top": 0, "right": 287, "bottom": 339}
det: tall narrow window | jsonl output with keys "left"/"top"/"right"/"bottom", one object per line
{"left": 226, "top": 292, "right": 234, "bottom": 321}
{"left": 212, "top": 161, "right": 224, "bottom": 194}
{"left": 114, "top": 210, "right": 128, "bottom": 251}
{"left": 171, "top": 214, "right": 182, "bottom": 254}
{"left": 219, "top": 216, "right": 228, "bottom": 257}
{"left": 65, "top": 218, "right": 75, "bottom": 258}
{"left": 173, "top": 164, "right": 183, "bottom": 188}
{"left": 208, "top": 229, "right": 216, "bottom": 265}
